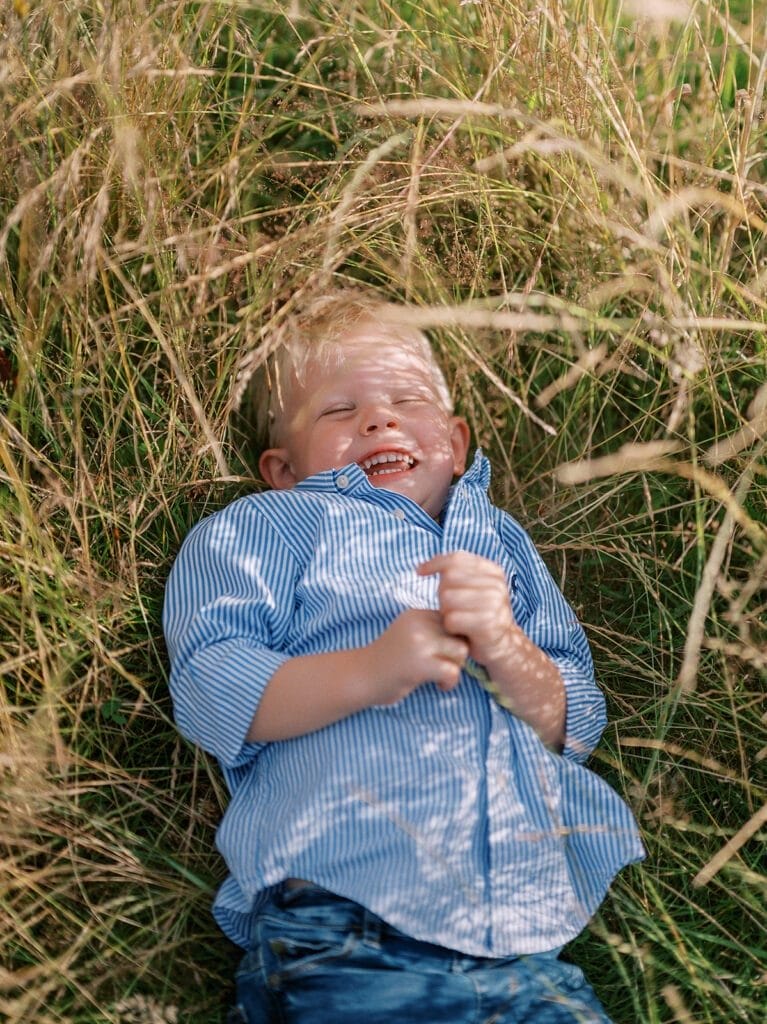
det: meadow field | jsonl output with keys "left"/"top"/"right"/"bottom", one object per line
{"left": 1, "top": 1, "right": 765, "bottom": 1021}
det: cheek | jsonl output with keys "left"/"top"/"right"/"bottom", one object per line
{"left": 310, "top": 427, "right": 355, "bottom": 465}
{"left": 419, "top": 419, "right": 460, "bottom": 460}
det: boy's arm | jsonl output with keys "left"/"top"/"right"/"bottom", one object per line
{"left": 420, "top": 552, "right": 566, "bottom": 750}
{"left": 163, "top": 502, "right": 296, "bottom": 767}
{"left": 164, "top": 500, "right": 468, "bottom": 757}
{"left": 494, "top": 514, "right": 606, "bottom": 762}
{"left": 246, "top": 609, "right": 468, "bottom": 742}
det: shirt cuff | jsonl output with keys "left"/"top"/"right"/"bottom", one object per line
{"left": 173, "top": 640, "right": 289, "bottom": 768}
{"left": 559, "top": 661, "right": 606, "bottom": 763}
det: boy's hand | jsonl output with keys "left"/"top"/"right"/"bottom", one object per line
{"left": 248, "top": 608, "right": 469, "bottom": 742}
{"left": 418, "top": 552, "right": 516, "bottom": 669}
{"left": 367, "top": 609, "right": 470, "bottom": 704}
{"left": 418, "top": 551, "right": 566, "bottom": 749}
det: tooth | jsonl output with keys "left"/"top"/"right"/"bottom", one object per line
{"left": 361, "top": 452, "right": 415, "bottom": 474}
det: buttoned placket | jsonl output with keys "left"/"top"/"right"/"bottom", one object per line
{"left": 439, "top": 466, "right": 515, "bottom": 952}
{"left": 331, "top": 463, "right": 444, "bottom": 535}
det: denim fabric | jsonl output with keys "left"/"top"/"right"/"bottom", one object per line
{"left": 227, "top": 887, "right": 613, "bottom": 1024}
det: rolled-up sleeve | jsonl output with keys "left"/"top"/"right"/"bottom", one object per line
{"left": 498, "top": 513, "right": 606, "bottom": 763}
{"left": 162, "top": 499, "right": 297, "bottom": 768}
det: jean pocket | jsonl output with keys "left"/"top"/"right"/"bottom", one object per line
{"left": 258, "top": 917, "right": 358, "bottom": 988}
{"left": 530, "top": 957, "right": 610, "bottom": 1020}
{"left": 523, "top": 954, "right": 590, "bottom": 997}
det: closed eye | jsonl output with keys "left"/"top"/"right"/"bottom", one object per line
{"left": 319, "top": 404, "right": 354, "bottom": 417}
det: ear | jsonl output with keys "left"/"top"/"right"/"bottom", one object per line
{"left": 449, "top": 416, "right": 471, "bottom": 476}
{"left": 258, "top": 448, "right": 298, "bottom": 490}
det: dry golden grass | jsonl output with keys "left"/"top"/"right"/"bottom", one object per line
{"left": 1, "top": 1, "right": 765, "bottom": 1021}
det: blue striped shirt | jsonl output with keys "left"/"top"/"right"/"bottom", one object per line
{"left": 163, "top": 451, "right": 644, "bottom": 955}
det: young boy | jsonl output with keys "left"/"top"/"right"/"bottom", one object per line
{"left": 163, "top": 291, "right": 644, "bottom": 1023}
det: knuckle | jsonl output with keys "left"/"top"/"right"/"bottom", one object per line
{"left": 444, "top": 614, "right": 464, "bottom": 635}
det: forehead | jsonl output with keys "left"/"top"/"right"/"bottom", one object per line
{"left": 308, "top": 334, "right": 438, "bottom": 383}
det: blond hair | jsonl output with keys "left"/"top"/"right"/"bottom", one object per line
{"left": 243, "top": 290, "right": 453, "bottom": 455}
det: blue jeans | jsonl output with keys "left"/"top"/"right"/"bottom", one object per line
{"left": 227, "top": 885, "right": 613, "bottom": 1023}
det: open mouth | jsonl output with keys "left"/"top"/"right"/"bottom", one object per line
{"left": 359, "top": 452, "right": 416, "bottom": 477}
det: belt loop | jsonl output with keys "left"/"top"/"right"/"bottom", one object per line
{"left": 362, "top": 907, "right": 383, "bottom": 947}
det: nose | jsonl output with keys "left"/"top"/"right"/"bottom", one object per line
{"left": 360, "top": 404, "right": 399, "bottom": 435}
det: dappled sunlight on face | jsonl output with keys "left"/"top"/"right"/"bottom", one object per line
{"left": 264, "top": 330, "right": 469, "bottom": 518}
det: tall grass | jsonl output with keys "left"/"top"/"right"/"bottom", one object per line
{"left": 1, "top": 1, "right": 765, "bottom": 1021}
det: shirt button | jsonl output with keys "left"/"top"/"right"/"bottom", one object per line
{"left": 392, "top": 508, "right": 406, "bottom": 521}
{"left": 337, "top": 474, "right": 350, "bottom": 489}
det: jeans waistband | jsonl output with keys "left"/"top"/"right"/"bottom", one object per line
{"left": 276, "top": 882, "right": 386, "bottom": 945}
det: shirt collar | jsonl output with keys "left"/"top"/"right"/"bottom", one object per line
{"left": 456, "top": 448, "right": 491, "bottom": 491}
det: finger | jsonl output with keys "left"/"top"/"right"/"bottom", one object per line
{"left": 437, "top": 582, "right": 509, "bottom": 606}
{"left": 415, "top": 608, "right": 444, "bottom": 629}
{"left": 441, "top": 609, "right": 485, "bottom": 632}
{"left": 435, "top": 636, "right": 470, "bottom": 664}
{"left": 439, "top": 588, "right": 508, "bottom": 610}
{"left": 419, "top": 551, "right": 500, "bottom": 572}
{"left": 422, "top": 562, "right": 508, "bottom": 596}
{"left": 417, "top": 553, "right": 467, "bottom": 576}
{"left": 431, "top": 659, "right": 463, "bottom": 691}
{"left": 438, "top": 591, "right": 510, "bottom": 621}
{"left": 442, "top": 608, "right": 512, "bottom": 638}
{"left": 435, "top": 676, "right": 460, "bottom": 693}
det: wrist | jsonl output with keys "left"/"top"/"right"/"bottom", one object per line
{"left": 248, "top": 645, "right": 385, "bottom": 742}
{"left": 480, "top": 625, "right": 564, "bottom": 699}
{"left": 352, "top": 638, "right": 390, "bottom": 708}
{"left": 479, "top": 623, "right": 529, "bottom": 676}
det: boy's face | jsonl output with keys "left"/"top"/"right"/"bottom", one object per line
{"left": 259, "top": 328, "right": 470, "bottom": 518}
